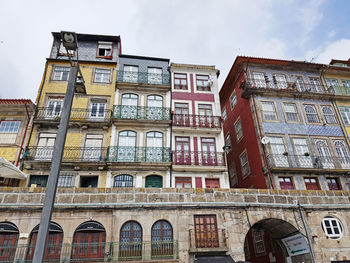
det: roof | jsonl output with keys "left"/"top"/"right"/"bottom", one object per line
{"left": 52, "top": 32, "right": 121, "bottom": 42}
{"left": 0, "top": 99, "right": 34, "bottom": 105}
{"left": 120, "top": 54, "right": 170, "bottom": 62}
{"left": 170, "top": 63, "right": 220, "bottom": 76}
{"left": 329, "top": 58, "right": 350, "bottom": 66}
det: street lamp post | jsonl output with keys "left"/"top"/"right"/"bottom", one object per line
{"left": 32, "top": 31, "right": 85, "bottom": 263}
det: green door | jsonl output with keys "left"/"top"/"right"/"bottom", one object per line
{"left": 145, "top": 175, "right": 163, "bottom": 188}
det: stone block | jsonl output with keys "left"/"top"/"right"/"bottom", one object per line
{"left": 169, "top": 194, "right": 184, "bottom": 202}
{"left": 257, "top": 195, "right": 274, "bottom": 203}
{"left": 72, "top": 194, "right": 89, "bottom": 203}
{"left": 146, "top": 188, "right": 161, "bottom": 193}
{"left": 90, "top": 194, "right": 106, "bottom": 203}
{"left": 106, "top": 194, "right": 118, "bottom": 203}
{"left": 135, "top": 194, "right": 148, "bottom": 203}
{"left": 149, "top": 194, "right": 169, "bottom": 202}
{"left": 244, "top": 195, "right": 257, "bottom": 203}
{"left": 226, "top": 194, "right": 244, "bottom": 203}
{"left": 118, "top": 193, "right": 134, "bottom": 203}
{"left": 135, "top": 188, "right": 145, "bottom": 193}
{"left": 192, "top": 195, "right": 206, "bottom": 202}
{"left": 274, "top": 195, "right": 287, "bottom": 204}
{"left": 309, "top": 196, "right": 323, "bottom": 204}
{"left": 297, "top": 196, "right": 309, "bottom": 204}
{"left": 18, "top": 194, "right": 41, "bottom": 203}
{"left": 163, "top": 188, "right": 176, "bottom": 193}
{"left": 57, "top": 194, "right": 73, "bottom": 204}
{"left": 3, "top": 194, "right": 18, "bottom": 203}
{"left": 214, "top": 192, "right": 227, "bottom": 202}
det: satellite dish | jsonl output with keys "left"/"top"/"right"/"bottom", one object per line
{"left": 261, "top": 137, "right": 270, "bottom": 145}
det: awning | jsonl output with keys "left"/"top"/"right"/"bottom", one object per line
{"left": 196, "top": 256, "right": 236, "bottom": 263}
{"left": 0, "top": 157, "right": 27, "bottom": 179}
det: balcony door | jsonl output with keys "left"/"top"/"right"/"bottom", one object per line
{"left": 292, "top": 138, "right": 313, "bottom": 168}
{"left": 83, "top": 135, "right": 103, "bottom": 161}
{"left": 198, "top": 104, "right": 213, "bottom": 127}
{"left": 147, "top": 95, "right": 163, "bottom": 120}
{"left": 45, "top": 99, "right": 62, "bottom": 119}
{"left": 146, "top": 132, "right": 163, "bottom": 162}
{"left": 194, "top": 215, "right": 219, "bottom": 248}
{"left": 90, "top": 102, "right": 105, "bottom": 119}
{"left": 35, "top": 133, "right": 56, "bottom": 160}
{"left": 315, "top": 139, "right": 334, "bottom": 168}
{"left": 119, "top": 221, "right": 142, "bottom": 259}
{"left": 123, "top": 65, "right": 138, "bottom": 82}
{"left": 269, "top": 137, "right": 289, "bottom": 167}
{"left": 174, "top": 103, "right": 190, "bottom": 126}
{"left": 201, "top": 138, "right": 217, "bottom": 166}
{"left": 117, "top": 131, "right": 136, "bottom": 161}
{"left": 121, "top": 93, "right": 138, "bottom": 119}
{"left": 334, "top": 140, "right": 350, "bottom": 168}
{"left": 175, "top": 137, "right": 191, "bottom": 165}
{"left": 148, "top": 67, "right": 162, "bottom": 84}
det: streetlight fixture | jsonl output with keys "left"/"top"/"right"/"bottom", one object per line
{"left": 33, "top": 31, "right": 86, "bottom": 263}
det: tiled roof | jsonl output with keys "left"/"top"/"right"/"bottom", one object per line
{"left": 0, "top": 99, "right": 34, "bottom": 105}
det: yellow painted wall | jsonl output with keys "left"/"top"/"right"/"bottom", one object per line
{"left": 0, "top": 147, "right": 18, "bottom": 163}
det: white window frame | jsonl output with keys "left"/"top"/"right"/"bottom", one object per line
{"left": 321, "top": 105, "right": 337, "bottom": 124}
{"left": 97, "top": 41, "right": 113, "bottom": 57}
{"left": 339, "top": 107, "right": 350, "bottom": 125}
{"left": 283, "top": 102, "right": 300, "bottom": 122}
{"left": 239, "top": 150, "right": 250, "bottom": 177}
{"left": 90, "top": 102, "right": 106, "bottom": 118}
{"left": 222, "top": 108, "right": 227, "bottom": 121}
{"left": 234, "top": 118, "right": 243, "bottom": 142}
{"left": 261, "top": 101, "right": 278, "bottom": 121}
{"left": 53, "top": 66, "right": 70, "bottom": 81}
{"left": 0, "top": 121, "right": 21, "bottom": 144}
{"left": 94, "top": 68, "right": 111, "bottom": 83}
{"left": 322, "top": 216, "right": 343, "bottom": 239}
{"left": 304, "top": 104, "right": 319, "bottom": 123}
{"left": 224, "top": 133, "right": 231, "bottom": 149}
{"left": 230, "top": 93, "right": 237, "bottom": 109}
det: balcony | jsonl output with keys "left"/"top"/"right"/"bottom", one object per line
{"left": 23, "top": 147, "right": 107, "bottom": 162}
{"left": 113, "top": 105, "right": 171, "bottom": 122}
{"left": 189, "top": 229, "right": 228, "bottom": 253}
{"left": 267, "top": 154, "right": 350, "bottom": 172}
{"left": 172, "top": 151, "right": 226, "bottom": 171}
{"left": 107, "top": 146, "right": 171, "bottom": 163}
{"left": 172, "top": 114, "right": 222, "bottom": 131}
{"left": 35, "top": 108, "right": 111, "bottom": 126}
{"left": 329, "top": 85, "right": 350, "bottom": 96}
{"left": 117, "top": 71, "right": 171, "bottom": 86}
{"left": 0, "top": 241, "right": 178, "bottom": 262}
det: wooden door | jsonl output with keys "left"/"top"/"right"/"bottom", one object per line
{"left": 194, "top": 215, "right": 219, "bottom": 248}
{"left": 72, "top": 231, "right": 105, "bottom": 261}
{"left": 119, "top": 221, "right": 142, "bottom": 259}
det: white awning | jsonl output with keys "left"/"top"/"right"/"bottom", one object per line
{"left": 0, "top": 157, "right": 27, "bottom": 179}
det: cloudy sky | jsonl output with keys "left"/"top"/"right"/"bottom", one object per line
{"left": 0, "top": 0, "right": 349, "bottom": 101}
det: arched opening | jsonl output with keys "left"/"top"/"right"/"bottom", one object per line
{"left": 119, "top": 221, "right": 142, "bottom": 260}
{"left": 26, "top": 222, "right": 63, "bottom": 262}
{"left": 151, "top": 220, "right": 173, "bottom": 258}
{"left": 0, "top": 222, "right": 19, "bottom": 261}
{"left": 120, "top": 93, "right": 138, "bottom": 119}
{"left": 113, "top": 174, "right": 133, "bottom": 187}
{"left": 145, "top": 175, "right": 163, "bottom": 188}
{"left": 71, "top": 221, "right": 106, "bottom": 262}
{"left": 244, "top": 218, "right": 312, "bottom": 263}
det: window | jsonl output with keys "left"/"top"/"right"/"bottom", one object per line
{"left": 117, "top": 130, "right": 136, "bottom": 162}
{"left": 90, "top": 102, "right": 106, "bottom": 118}
{"left": 321, "top": 105, "right": 337, "bottom": 124}
{"left": 97, "top": 41, "right": 112, "bottom": 57}
{"left": 201, "top": 138, "right": 217, "bottom": 166}
{"left": 46, "top": 99, "right": 63, "bottom": 118}
{"left": 151, "top": 221, "right": 173, "bottom": 258}
{"left": 283, "top": 103, "right": 300, "bottom": 122}
{"left": 230, "top": 93, "right": 237, "bottom": 109}
{"left": 194, "top": 215, "right": 219, "bottom": 248}
{"left": 315, "top": 139, "right": 334, "bottom": 168}
{"left": 0, "top": 222, "right": 19, "bottom": 262}
{"left": 0, "top": 121, "right": 20, "bottom": 144}
{"left": 234, "top": 119, "right": 243, "bottom": 142}
{"left": 174, "top": 73, "right": 187, "bottom": 90}
{"left": 94, "top": 69, "right": 110, "bottom": 83}
{"left": 304, "top": 104, "right": 319, "bottom": 123}
{"left": 174, "top": 137, "right": 191, "bottom": 165}
{"left": 279, "top": 177, "right": 294, "bottom": 189}
{"left": 114, "top": 174, "right": 133, "bottom": 187}
{"left": 342, "top": 80, "right": 350, "bottom": 87}
{"left": 121, "top": 93, "right": 138, "bottom": 119}
{"left": 239, "top": 151, "right": 250, "bottom": 177}
{"left": 147, "top": 95, "right": 163, "bottom": 108}
{"left": 148, "top": 67, "right": 162, "bottom": 84}
{"left": 309, "top": 77, "right": 323, "bottom": 93}
{"left": 273, "top": 74, "right": 287, "bottom": 89}
{"left": 146, "top": 131, "right": 163, "bottom": 162}
{"left": 224, "top": 134, "right": 231, "bottom": 149}
{"left": 35, "top": 133, "right": 56, "bottom": 160}
{"left": 269, "top": 137, "right": 289, "bottom": 167}
{"left": 83, "top": 135, "right": 103, "bottom": 161}
{"left": 261, "top": 101, "right": 277, "bottom": 121}
{"left": 222, "top": 108, "right": 227, "bottom": 120}
{"left": 174, "top": 103, "right": 189, "bottom": 115}
{"left": 304, "top": 177, "right": 319, "bottom": 190}
{"left": 29, "top": 175, "right": 48, "bottom": 187}
{"left": 253, "top": 230, "right": 265, "bottom": 254}
{"left": 198, "top": 104, "right": 212, "bottom": 116}
{"left": 52, "top": 66, "right": 70, "bottom": 81}
{"left": 123, "top": 65, "right": 139, "bottom": 82}
{"left": 322, "top": 216, "right": 343, "bottom": 239}
{"left": 196, "top": 75, "right": 210, "bottom": 91}
{"left": 339, "top": 107, "right": 350, "bottom": 125}
{"left": 325, "top": 78, "right": 339, "bottom": 88}
{"left": 119, "top": 221, "right": 142, "bottom": 259}
{"left": 326, "top": 178, "right": 341, "bottom": 190}
{"left": 145, "top": 175, "right": 163, "bottom": 188}
{"left": 294, "top": 75, "right": 305, "bottom": 92}
{"left": 57, "top": 173, "right": 75, "bottom": 187}
{"left": 252, "top": 72, "right": 267, "bottom": 88}
{"left": 175, "top": 177, "right": 192, "bottom": 188}
{"left": 292, "top": 138, "right": 313, "bottom": 168}
{"left": 205, "top": 178, "right": 220, "bottom": 188}
{"left": 334, "top": 140, "right": 350, "bottom": 168}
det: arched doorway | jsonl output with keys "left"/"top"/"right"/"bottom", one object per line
{"left": 26, "top": 222, "right": 63, "bottom": 262}
{"left": 244, "top": 218, "right": 312, "bottom": 263}
{"left": 71, "top": 221, "right": 106, "bottom": 262}
{"left": 0, "top": 222, "right": 19, "bottom": 261}
{"left": 119, "top": 221, "right": 142, "bottom": 260}
{"left": 151, "top": 220, "right": 173, "bottom": 258}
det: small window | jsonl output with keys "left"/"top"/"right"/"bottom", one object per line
{"left": 321, "top": 106, "right": 337, "bottom": 124}
{"left": 0, "top": 121, "right": 21, "bottom": 144}
{"left": 252, "top": 72, "right": 267, "bottom": 88}
{"left": 94, "top": 69, "right": 111, "bottom": 83}
{"left": 325, "top": 78, "right": 339, "bottom": 88}
{"left": 283, "top": 103, "right": 300, "bottom": 122}
{"left": 253, "top": 230, "right": 265, "bottom": 254}
{"left": 322, "top": 216, "right": 343, "bottom": 239}
{"left": 273, "top": 74, "right": 287, "bottom": 89}
{"left": 326, "top": 178, "right": 341, "bottom": 190}
{"left": 222, "top": 108, "right": 227, "bottom": 120}
{"left": 304, "top": 177, "right": 319, "bottom": 190}
{"left": 234, "top": 119, "right": 243, "bottom": 142}
{"left": 29, "top": 175, "right": 48, "bottom": 187}
{"left": 224, "top": 134, "right": 231, "bottom": 149}
{"left": 175, "top": 177, "right": 192, "bottom": 188}
{"left": 304, "top": 104, "right": 319, "bottom": 123}
{"left": 174, "top": 73, "right": 188, "bottom": 90}
{"left": 148, "top": 67, "right": 162, "bottom": 84}
{"left": 196, "top": 75, "right": 210, "bottom": 91}
{"left": 90, "top": 102, "right": 106, "bottom": 118}
{"left": 57, "top": 174, "right": 75, "bottom": 187}
{"left": 205, "top": 178, "right": 220, "bottom": 188}
{"left": 53, "top": 66, "right": 70, "bottom": 81}
{"left": 261, "top": 101, "right": 278, "bottom": 121}
{"left": 239, "top": 151, "right": 250, "bottom": 177}
{"left": 97, "top": 42, "right": 113, "bottom": 58}
{"left": 230, "top": 93, "right": 237, "bottom": 109}
{"left": 279, "top": 177, "right": 294, "bottom": 189}
{"left": 114, "top": 174, "right": 133, "bottom": 187}
{"left": 342, "top": 80, "right": 350, "bottom": 87}
{"left": 339, "top": 107, "right": 350, "bottom": 125}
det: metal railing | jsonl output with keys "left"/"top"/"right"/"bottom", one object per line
{"left": 172, "top": 114, "right": 222, "bottom": 129}
{"left": 0, "top": 241, "right": 178, "bottom": 262}
{"left": 23, "top": 147, "right": 108, "bottom": 162}
{"left": 35, "top": 108, "right": 111, "bottom": 122}
{"left": 189, "top": 229, "right": 227, "bottom": 249}
{"left": 245, "top": 78, "right": 328, "bottom": 94}
{"left": 107, "top": 146, "right": 171, "bottom": 163}
{"left": 172, "top": 151, "right": 226, "bottom": 167}
{"left": 267, "top": 154, "right": 350, "bottom": 170}
{"left": 328, "top": 85, "right": 350, "bottom": 96}
{"left": 117, "top": 71, "right": 171, "bottom": 85}
{"left": 113, "top": 105, "right": 171, "bottom": 121}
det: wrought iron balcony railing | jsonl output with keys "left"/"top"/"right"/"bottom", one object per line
{"left": 245, "top": 78, "right": 328, "bottom": 94}
{"left": 117, "top": 70, "right": 171, "bottom": 85}
{"left": 189, "top": 229, "right": 227, "bottom": 250}
{"left": 0, "top": 241, "right": 178, "bottom": 262}
{"left": 328, "top": 85, "right": 350, "bottom": 96}
{"left": 267, "top": 154, "right": 350, "bottom": 170}
{"left": 23, "top": 147, "right": 107, "bottom": 162}
{"left": 172, "top": 151, "right": 226, "bottom": 167}
{"left": 113, "top": 105, "right": 171, "bottom": 121}
{"left": 35, "top": 108, "right": 111, "bottom": 122}
{"left": 107, "top": 146, "right": 171, "bottom": 163}
{"left": 172, "top": 114, "right": 222, "bottom": 129}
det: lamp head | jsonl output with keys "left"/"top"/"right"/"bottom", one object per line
{"left": 60, "top": 31, "right": 78, "bottom": 51}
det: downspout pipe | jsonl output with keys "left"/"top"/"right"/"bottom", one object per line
{"left": 169, "top": 67, "right": 173, "bottom": 187}
{"left": 16, "top": 103, "right": 30, "bottom": 166}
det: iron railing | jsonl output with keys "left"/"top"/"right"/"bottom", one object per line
{"left": 0, "top": 241, "right": 178, "bottom": 262}
{"left": 172, "top": 114, "right": 222, "bottom": 128}
{"left": 23, "top": 147, "right": 108, "bottom": 162}
{"left": 107, "top": 147, "right": 171, "bottom": 163}
{"left": 113, "top": 105, "right": 171, "bottom": 121}
{"left": 117, "top": 71, "right": 171, "bottom": 85}
{"left": 267, "top": 154, "right": 350, "bottom": 170}
{"left": 189, "top": 229, "right": 227, "bottom": 249}
{"left": 245, "top": 78, "right": 328, "bottom": 94}
{"left": 35, "top": 108, "right": 111, "bottom": 122}
{"left": 328, "top": 85, "right": 350, "bottom": 96}
{"left": 172, "top": 151, "right": 226, "bottom": 167}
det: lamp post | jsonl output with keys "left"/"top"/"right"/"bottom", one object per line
{"left": 222, "top": 144, "right": 231, "bottom": 186}
{"left": 32, "top": 31, "right": 86, "bottom": 263}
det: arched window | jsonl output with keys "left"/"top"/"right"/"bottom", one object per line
{"left": 71, "top": 221, "right": 106, "bottom": 261}
{"left": 26, "top": 222, "right": 63, "bottom": 262}
{"left": 119, "top": 221, "right": 142, "bottom": 260}
{"left": 151, "top": 220, "right": 173, "bottom": 258}
{"left": 147, "top": 95, "right": 164, "bottom": 120}
{"left": 334, "top": 140, "right": 350, "bottom": 168}
{"left": 145, "top": 175, "right": 163, "bottom": 188}
{"left": 304, "top": 105, "right": 319, "bottom": 123}
{"left": 146, "top": 132, "right": 163, "bottom": 162}
{"left": 114, "top": 174, "right": 133, "bottom": 187}
{"left": 147, "top": 95, "right": 163, "bottom": 107}
{"left": 121, "top": 94, "right": 138, "bottom": 119}
{"left": 315, "top": 139, "right": 334, "bottom": 168}
{"left": 0, "top": 222, "right": 19, "bottom": 262}
{"left": 117, "top": 131, "right": 136, "bottom": 162}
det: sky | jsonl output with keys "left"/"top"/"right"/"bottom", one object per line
{"left": 0, "top": 0, "right": 350, "bottom": 102}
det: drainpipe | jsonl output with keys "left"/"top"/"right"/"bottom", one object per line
{"left": 297, "top": 201, "right": 317, "bottom": 263}
{"left": 16, "top": 103, "right": 31, "bottom": 166}
{"left": 169, "top": 67, "right": 173, "bottom": 187}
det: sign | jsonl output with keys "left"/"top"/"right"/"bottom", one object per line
{"left": 282, "top": 234, "right": 310, "bottom": 256}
